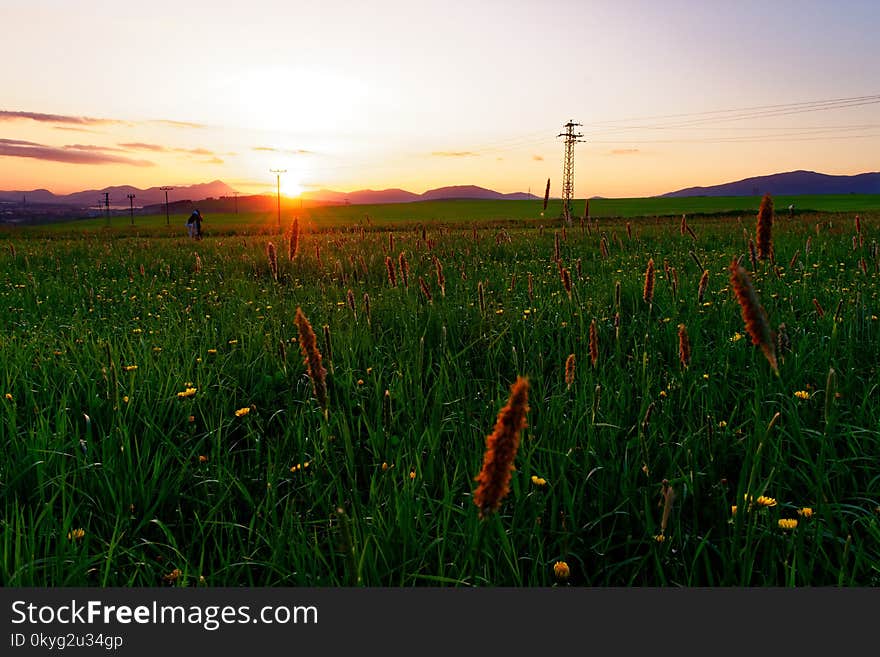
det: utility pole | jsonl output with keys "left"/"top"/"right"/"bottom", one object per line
{"left": 127, "top": 193, "right": 136, "bottom": 225}
{"left": 233, "top": 191, "right": 239, "bottom": 214}
{"left": 102, "top": 192, "right": 110, "bottom": 225}
{"left": 270, "top": 169, "right": 286, "bottom": 231}
{"left": 557, "top": 120, "right": 585, "bottom": 226}
{"left": 160, "top": 186, "right": 174, "bottom": 225}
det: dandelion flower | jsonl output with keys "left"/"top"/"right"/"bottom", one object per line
{"left": 794, "top": 390, "right": 810, "bottom": 400}
{"left": 235, "top": 407, "right": 251, "bottom": 417}
{"left": 531, "top": 475, "right": 547, "bottom": 487}
{"left": 778, "top": 518, "right": 798, "bottom": 530}
{"left": 797, "top": 507, "right": 813, "bottom": 519}
{"left": 67, "top": 528, "right": 85, "bottom": 541}
{"left": 553, "top": 561, "right": 570, "bottom": 582}
{"left": 177, "top": 387, "right": 197, "bottom": 398}
{"left": 124, "top": 365, "right": 138, "bottom": 371}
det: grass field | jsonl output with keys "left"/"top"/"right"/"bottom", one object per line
{"left": 22, "top": 193, "right": 880, "bottom": 234}
{"left": 1, "top": 200, "right": 878, "bottom": 586}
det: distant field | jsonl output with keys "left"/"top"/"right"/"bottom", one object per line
{"left": 11, "top": 194, "right": 880, "bottom": 236}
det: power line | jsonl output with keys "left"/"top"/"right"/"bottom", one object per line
{"left": 269, "top": 169, "right": 286, "bottom": 231}
{"left": 160, "top": 187, "right": 174, "bottom": 226}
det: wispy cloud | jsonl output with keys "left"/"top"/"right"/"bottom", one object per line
{"left": 0, "top": 138, "right": 154, "bottom": 166}
{"left": 252, "top": 146, "right": 314, "bottom": 155}
{"left": 64, "top": 144, "right": 127, "bottom": 153}
{"left": 201, "top": 157, "right": 224, "bottom": 164}
{"left": 0, "top": 110, "right": 127, "bottom": 125}
{"left": 431, "top": 151, "right": 479, "bottom": 157}
{"left": 175, "top": 147, "right": 214, "bottom": 156}
{"left": 149, "top": 119, "right": 207, "bottom": 129}
{"left": 532, "top": 154, "right": 544, "bottom": 161}
{"left": 53, "top": 126, "right": 100, "bottom": 134}
{"left": 118, "top": 142, "right": 168, "bottom": 152}
{"left": 609, "top": 148, "right": 641, "bottom": 155}
{"left": 0, "top": 138, "right": 42, "bottom": 147}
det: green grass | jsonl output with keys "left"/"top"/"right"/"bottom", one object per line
{"left": 18, "top": 194, "right": 880, "bottom": 235}
{"left": 1, "top": 206, "right": 878, "bottom": 587}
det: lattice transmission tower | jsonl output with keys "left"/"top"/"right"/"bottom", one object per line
{"left": 557, "top": 120, "right": 585, "bottom": 225}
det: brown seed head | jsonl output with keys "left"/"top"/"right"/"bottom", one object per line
{"left": 474, "top": 377, "right": 530, "bottom": 518}
{"left": 756, "top": 193, "right": 774, "bottom": 260}
{"left": 294, "top": 308, "right": 328, "bottom": 411}
{"left": 729, "top": 260, "right": 778, "bottom": 374}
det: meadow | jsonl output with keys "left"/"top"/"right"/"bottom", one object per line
{"left": 1, "top": 199, "right": 878, "bottom": 586}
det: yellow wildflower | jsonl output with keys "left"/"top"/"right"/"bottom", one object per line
{"left": 553, "top": 561, "right": 570, "bottom": 582}
{"left": 4, "top": 393, "right": 12, "bottom": 401}
{"left": 730, "top": 332, "right": 744, "bottom": 342}
{"left": 123, "top": 365, "right": 138, "bottom": 371}
{"left": 207, "top": 349, "right": 217, "bottom": 355}
{"left": 409, "top": 470, "right": 416, "bottom": 480}
{"left": 778, "top": 518, "right": 798, "bottom": 530}
{"left": 235, "top": 407, "right": 251, "bottom": 417}
{"left": 797, "top": 507, "right": 813, "bottom": 519}
{"left": 794, "top": 390, "right": 810, "bottom": 400}
{"left": 198, "top": 455, "right": 208, "bottom": 463}
{"left": 177, "top": 387, "right": 197, "bottom": 398}
{"left": 67, "top": 528, "right": 85, "bottom": 541}
{"left": 654, "top": 534, "right": 666, "bottom": 543}
{"left": 531, "top": 475, "right": 548, "bottom": 487}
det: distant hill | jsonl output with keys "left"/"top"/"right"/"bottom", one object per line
{"left": 0, "top": 180, "right": 237, "bottom": 207}
{"left": 302, "top": 185, "right": 535, "bottom": 204}
{"left": 661, "top": 170, "right": 880, "bottom": 198}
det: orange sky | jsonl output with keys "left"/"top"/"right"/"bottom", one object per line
{"left": 1, "top": 0, "right": 878, "bottom": 199}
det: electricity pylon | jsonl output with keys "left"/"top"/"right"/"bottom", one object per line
{"left": 557, "top": 120, "right": 585, "bottom": 226}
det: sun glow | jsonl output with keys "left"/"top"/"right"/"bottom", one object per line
{"left": 281, "top": 178, "right": 303, "bottom": 197}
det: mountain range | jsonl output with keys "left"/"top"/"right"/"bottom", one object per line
{"left": 661, "top": 170, "right": 880, "bottom": 197}
{"left": 0, "top": 171, "right": 877, "bottom": 209}
{"left": 300, "top": 185, "right": 536, "bottom": 204}
{"left": 0, "top": 180, "right": 238, "bottom": 207}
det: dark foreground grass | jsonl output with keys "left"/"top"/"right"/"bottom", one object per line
{"left": 1, "top": 208, "right": 878, "bottom": 586}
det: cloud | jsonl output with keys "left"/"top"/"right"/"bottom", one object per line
{"left": 149, "top": 119, "right": 207, "bottom": 129}
{"left": 0, "top": 110, "right": 127, "bottom": 125}
{"left": 175, "top": 147, "right": 214, "bottom": 156}
{"left": 0, "top": 138, "right": 42, "bottom": 147}
{"left": 609, "top": 148, "right": 641, "bottom": 155}
{"left": 252, "top": 146, "right": 314, "bottom": 155}
{"left": 431, "top": 151, "right": 479, "bottom": 157}
{"left": 64, "top": 144, "right": 127, "bottom": 153}
{"left": 118, "top": 142, "right": 168, "bottom": 152}
{"left": 0, "top": 138, "right": 154, "bottom": 166}
{"left": 201, "top": 157, "right": 224, "bottom": 164}
{"left": 53, "top": 126, "right": 100, "bottom": 133}
{"left": 532, "top": 154, "right": 544, "bottom": 161}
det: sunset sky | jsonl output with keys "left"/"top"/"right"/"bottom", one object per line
{"left": 1, "top": 0, "right": 878, "bottom": 199}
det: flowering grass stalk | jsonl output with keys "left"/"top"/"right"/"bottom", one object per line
{"left": 474, "top": 376, "right": 530, "bottom": 518}
{"left": 589, "top": 319, "right": 598, "bottom": 368}
{"left": 385, "top": 256, "right": 397, "bottom": 287}
{"left": 729, "top": 260, "right": 778, "bottom": 374}
{"left": 678, "top": 323, "right": 690, "bottom": 368}
{"left": 565, "top": 354, "right": 575, "bottom": 388}
{"left": 756, "top": 193, "right": 774, "bottom": 260}
{"left": 643, "top": 258, "right": 655, "bottom": 304}
{"left": 294, "top": 307, "right": 328, "bottom": 412}
{"left": 266, "top": 241, "right": 278, "bottom": 281}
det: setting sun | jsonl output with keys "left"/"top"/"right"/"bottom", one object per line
{"left": 281, "top": 178, "right": 303, "bottom": 197}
